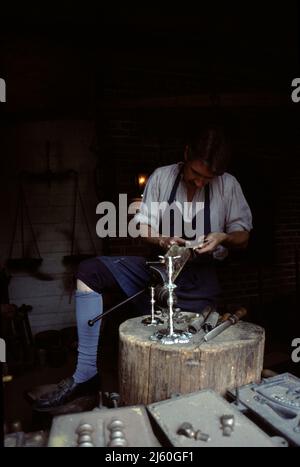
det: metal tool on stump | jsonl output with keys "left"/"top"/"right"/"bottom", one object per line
{"left": 204, "top": 308, "right": 247, "bottom": 343}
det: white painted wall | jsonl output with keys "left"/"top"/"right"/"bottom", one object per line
{"left": 0, "top": 120, "right": 102, "bottom": 334}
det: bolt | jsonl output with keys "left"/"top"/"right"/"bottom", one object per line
{"left": 76, "top": 423, "right": 93, "bottom": 435}
{"left": 78, "top": 435, "right": 93, "bottom": 444}
{"left": 195, "top": 430, "right": 211, "bottom": 442}
{"left": 177, "top": 422, "right": 195, "bottom": 439}
{"left": 108, "top": 419, "right": 125, "bottom": 431}
{"left": 108, "top": 438, "right": 128, "bottom": 447}
{"left": 220, "top": 414, "right": 235, "bottom": 437}
{"left": 110, "top": 430, "right": 125, "bottom": 439}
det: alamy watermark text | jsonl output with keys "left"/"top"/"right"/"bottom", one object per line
{"left": 0, "top": 78, "right": 6, "bottom": 103}
{"left": 292, "top": 338, "right": 300, "bottom": 363}
{"left": 0, "top": 338, "right": 6, "bottom": 363}
{"left": 96, "top": 195, "right": 205, "bottom": 246}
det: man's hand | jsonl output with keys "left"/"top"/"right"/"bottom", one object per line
{"left": 159, "top": 237, "right": 186, "bottom": 251}
{"left": 139, "top": 224, "right": 187, "bottom": 251}
{"left": 194, "top": 233, "right": 227, "bottom": 255}
{"left": 195, "top": 231, "right": 250, "bottom": 255}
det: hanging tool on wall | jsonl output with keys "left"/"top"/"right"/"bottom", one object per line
{"left": 63, "top": 171, "right": 98, "bottom": 265}
{"left": 7, "top": 174, "right": 43, "bottom": 271}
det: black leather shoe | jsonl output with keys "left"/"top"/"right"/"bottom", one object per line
{"left": 34, "top": 374, "right": 100, "bottom": 410}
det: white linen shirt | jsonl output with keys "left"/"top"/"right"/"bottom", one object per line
{"left": 133, "top": 163, "right": 253, "bottom": 260}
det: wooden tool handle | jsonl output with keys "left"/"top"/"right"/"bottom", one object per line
{"left": 220, "top": 313, "right": 231, "bottom": 323}
{"left": 232, "top": 307, "right": 247, "bottom": 322}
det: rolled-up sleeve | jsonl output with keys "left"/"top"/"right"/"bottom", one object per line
{"left": 225, "top": 177, "right": 253, "bottom": 233}
{"left": 133, "top": 170, "right": 160, "bottom": 232}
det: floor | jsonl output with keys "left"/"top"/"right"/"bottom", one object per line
{"left": 3, "top": 308, "right": 127, "bottom": 434}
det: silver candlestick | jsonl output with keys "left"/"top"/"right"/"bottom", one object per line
{"left": 142, "top": 287, "right": 164, "bottom": 327}
{"left": 150, "top": 254, "right": 192, "bottom": 345}
{"left": 166, "top": 255, "right": 178, "bottom": 336}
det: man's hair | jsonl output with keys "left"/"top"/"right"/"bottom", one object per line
{"left": 187, "top": 126, "right": 231, "bottom": 175}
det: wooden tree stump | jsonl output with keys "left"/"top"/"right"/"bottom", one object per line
{"left": 119, "top": 316, "right": 265, "bottom": 406}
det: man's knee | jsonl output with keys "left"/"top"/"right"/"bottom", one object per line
{"left": 76, "top": 257, "right": 114, "bottom": 294}
{"left": 77, "top": 257, "right": 97, "bottom": 277}
{"left": 76, "top": 258, "right": 100, "bottom": 292}
{"left": 77, "top": 279, "right": 93, "bottom": 292}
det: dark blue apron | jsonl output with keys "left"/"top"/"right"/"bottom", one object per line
{"left": 99, "top": 166, "right": 220, "bottom": 313}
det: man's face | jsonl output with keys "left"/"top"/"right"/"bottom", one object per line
{"left": 183, "top": 148, "right": 215, "bottom": 190}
